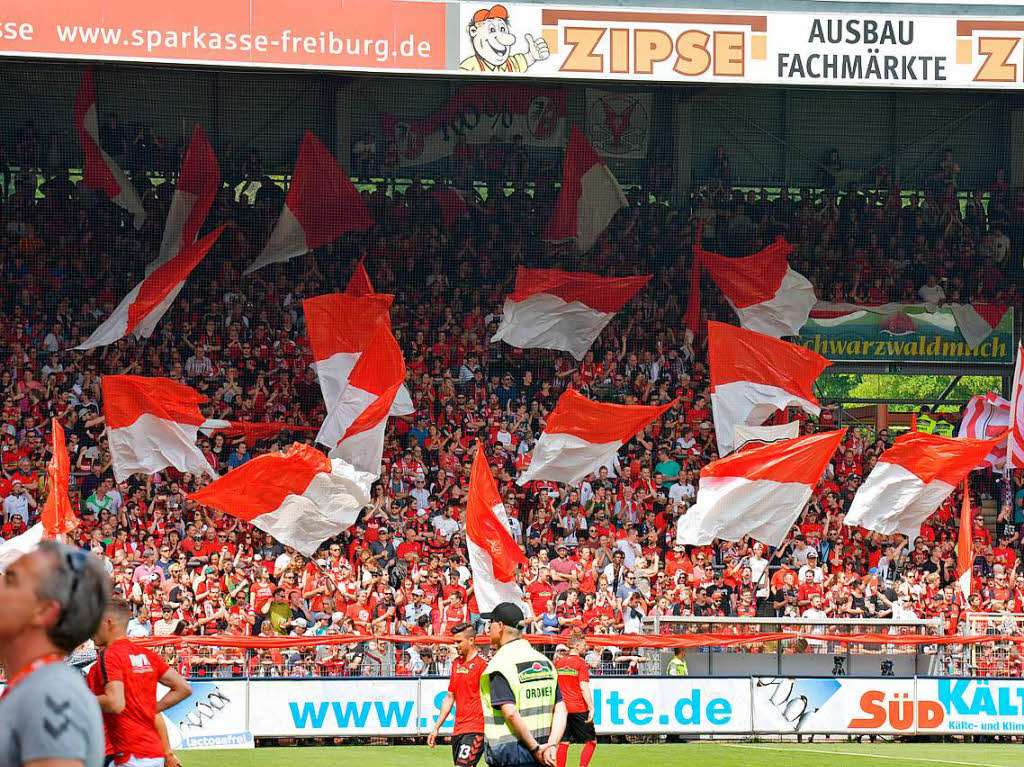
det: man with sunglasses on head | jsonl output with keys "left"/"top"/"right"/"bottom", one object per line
{"left": 0, "top": 542, "right": 110, "bottom": 767}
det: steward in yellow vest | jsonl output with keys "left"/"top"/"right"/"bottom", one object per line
{"left": 479, "top": 602, "right": 567, "bottom": 766}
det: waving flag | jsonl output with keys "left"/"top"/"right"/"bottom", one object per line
{"left": 76, "top": 226, "right": 225, "bottom": 349}
{"left": 42, "top": 419, "right": 77, "bottom": 539}
{"left": 102, "top": 375, "right": 217, "bottom": 482}
{"left": 958, "top": 392, "right": 1010, "bottom": 470}
{"left": 518, "top": 389, "right": 675, "bottom": 486}
{"left": 201, "top": 421, "right": 317, "bottom": 443}
{"left": 544, "top": 126, "right": 627, "bottom": 253}
{"left": 734, "top": 422, "right": 801, "bottom": 452}
{"left": 346, "top": 259, "right": 374, "bottom": 296}
{"left": 466, "top": 443, "right": 529, "bottom": 614}
{"left": 492, "top": 267, "right": 650, "bottom": 361}
{"left": 188, "top": 444, "right": 374, "bottom": 557}
{"left": 327, "top": 323, "right": 407, "bottom": 476}
{"left": 305, "top": 293, "right": 412, "bottom": 448}
{"left": 688, "top": 237, "right": 816, "bottom": 338}
{"left": 245, "top": 132, "right": 372, "bottom": 275}
{"left": 676, "top": 429, "right": 846, "bottom": 548}
{"left": 845, "top": 432, "right": 1001, "bottom": 538}
{"left": 73, "top": 69, "right": 146, "bottom": 229}
{"left": 709, "top": 322, "right": 830, "bottom": 456}
{"left": 148, "top": 125, "right": 220, "bottom": 275}
{"left": 1009, "top": 343, "right": 1024, "bottom": 470}
{"left": 957, "top": 487, "right": 973, "bottom": 599}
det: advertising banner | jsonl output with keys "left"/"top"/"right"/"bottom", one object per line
{"left": 455, "top": 4, "right": 1024, "bottom": 89}
{"left": 915, "top": 677, "right": 1024, "bottom": 736}
{"left": 1, "top": 1, "right": 1024, "bottom": 87}
{"left": 161, "top": 680, "right": 252, "bottom": 750}
{"left": 381, "top": 85, "right": 567, "bottom": 167}
{"left": 796, "top": 306, "right": 1014, "bottom": 364}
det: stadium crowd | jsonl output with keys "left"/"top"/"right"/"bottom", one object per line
{"left": 0, "top": 124, "right": 1023, "bottom": 678}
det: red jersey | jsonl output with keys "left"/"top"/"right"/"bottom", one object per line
{"left": 554, "top": 654, "right": 591, "bottom": 714}
{"left": 100, "top": 637, "right": 170, "bottom": 763}
{"left": 448, "top": 654, "right": 487, "bottom": 735}
{"left": 85, "top": 662, "right": 115, "bottom": 757}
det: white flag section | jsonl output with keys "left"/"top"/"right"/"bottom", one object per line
{"left": 102, "top": 375, "right": 217, "bottom": 482}
{"left": 958, "top": 392, "right": 1010, "bottom": 470}
{"left": 708, "top": 321, "right": 831, "bottom": 455}
{"left": 1008, "top": 343, "right": 1024, "bottom": 470}
{"left": 76, "top": 226, "right": 225, "bottom": 350}
{"left": 466, "top": 443, "right": 529, "bottom": 615}
{"left": 0, "top": 523, "right": 44, "bottom": 570}
{"left": 734, "top": 422, "right": 800, "bottom": 452}
{"left": 676, "top": 430, "right": 846, "bottom": 548}
{"left": 845, "top": 432, "right": 1000, "bottom": 539}
{"left": 492, "top": 267, "right": 650, "bottom": 361}
{"left": 544, "top": 126, "right": 627, "bottom": 253}
{"left": 518, "top": 388, "right": 674, "bottom": 486}
{"left": 696, "top": 239, "right": 816, "bottom": 338}
{"left": 188, "top": 444, "right": 373, "bottom": 557}
{"left": 73, "top": 69, "right": 146, "bottom": 229}
{"left": 584, "top": 89, "right": 653, "bottom": 159}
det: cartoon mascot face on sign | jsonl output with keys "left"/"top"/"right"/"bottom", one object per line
{"left": 462, "top": 5, "right": 549, "bottom": 72}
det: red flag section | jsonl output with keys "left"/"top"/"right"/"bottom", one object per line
{"left": 207, "top": 421, "right": 317, "bottom": 443}
{"left": 42, "top": 419, "right": 77, "bottom": 539}
{"left": 73, "top": 69, "right": 146, "bottom": 228}
{"left": 346, "top": 259, "right": 374, "bottom": 296}
{"left": 957, "top": 486, "right": 973, "bottom": 599}
{"left": 507, "top": 267, "right": 650, "bottom": 315}
{"left": 544, "top": 126, "right": 627, "bottom": 253}
{"left": 246, "top": 131, "right": 372, "bottom": 274}
{"left": 700, "top": 429, "right": 847, "bottom": 485}
{"left": 304, "top": 293, "right": 395, "bottom": 361}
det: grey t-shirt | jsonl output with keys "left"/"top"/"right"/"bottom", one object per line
{"left": 0, "top": 661, "right": 104, "bottom": 767}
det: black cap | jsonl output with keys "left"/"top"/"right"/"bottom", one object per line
{"left": 490, "top": 602, "right": 526, "bottom": 628}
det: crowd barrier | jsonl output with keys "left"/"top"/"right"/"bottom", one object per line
{"left": 159, "top": 675, "right": 1024, "bottom": 751}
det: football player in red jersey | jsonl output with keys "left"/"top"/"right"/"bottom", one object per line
{"left": 553, "top": 632, "right": 596, "bottom": 767}
{"left": 428, "top": 622, "right": 487, "bottom": 766}
{"left": 92, "top": 599, "right": 192, "bottom": 767}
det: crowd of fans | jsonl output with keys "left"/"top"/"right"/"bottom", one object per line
{"left": 0, "top": 120, "right": 1023, "bottom": 679}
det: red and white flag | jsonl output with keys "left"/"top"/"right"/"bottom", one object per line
{"left": 188, "top": 444, "right": 374, "bottom": 557}
{"left": 102, "top": 375, "right": 218, "bottom": 482}
{"left": 956, "top": 486, "right": 973, "bottom": 600}
{"left": 492, "top": 267, "right": 650, "bottom": 361}
{"left": 245, "top": 131, "right": 373, "bottom": 275}
{"left": 304, "top": 293, "right": 413, "bottom": 448}
{"left": 708, "top": 321, "right": 831, "bottom": 455}
{"left": 676, "top": 429, "right": 847, "bottom": 547}
{"left": 42, "top": 418, "right": 77, "bottom": 540}
{"left": 147, "top": 125, "right": 220, "bottom": 275}
{"left": 845, "top": 432, "right": 1001, "bottom": 538}
{"left": 1008, "top": 342, "right": 1024, "bottom": 470}
{"left": 73, "top": 69, "right": 146, "bottom": 229}
{"left": 346, "top": 259, "right": 374, "bottom": 296}
{"left": 958, "top": 392, "right": 1010, "bottom": 470}
{"left": 76, "top": 226, "right": 225, "bottom": 349}
{"left": 544, "top": 126, "right": 627, "bottom": 253}
{"left": 518, "top": 389, "right": 674, "bottom": 486}
{"left": 466, "top": 443, "right": 529, "bottom": 615}
{"left": 327, "top": 323, "right": 407, "bottom": 476}
{"left": 688, "top": 237, "right": 816, "bottom": 338}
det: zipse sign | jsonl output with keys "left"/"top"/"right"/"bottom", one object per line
{"left": 6, "top": 0, "right": 1024, "bottom": 87}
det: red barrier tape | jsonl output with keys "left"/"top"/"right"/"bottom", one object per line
{"left": 136, "top": 632, "right": 1024, "bottom": 650}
